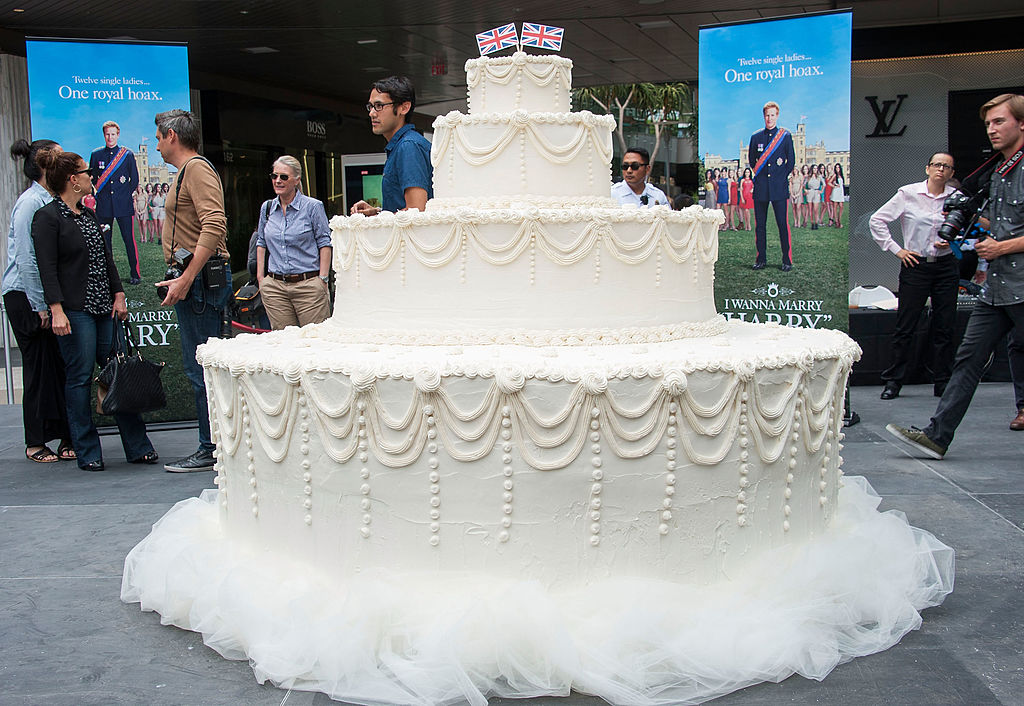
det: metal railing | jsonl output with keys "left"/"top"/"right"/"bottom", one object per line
{"left": 1, "top": 299, "right": 15, "bottom": 404}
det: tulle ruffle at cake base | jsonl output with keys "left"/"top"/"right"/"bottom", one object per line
{"left": 121, "top": 476, "right": 953, "bottom": 706}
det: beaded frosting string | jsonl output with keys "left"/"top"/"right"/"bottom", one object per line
{"left": 211, "top": 351, "right": 854, "bottom": 475}
{"left": 337, "top": 211, "right": 720, "bottom": 272}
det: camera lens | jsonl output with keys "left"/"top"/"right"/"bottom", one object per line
{"left": 937, "top": 192, "right": 983, "bottom": 242}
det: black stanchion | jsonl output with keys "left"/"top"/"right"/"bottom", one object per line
{"left": 843, "top": 384, "right": 860, "bottom": 427}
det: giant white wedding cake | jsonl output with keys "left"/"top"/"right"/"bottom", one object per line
{"left": 122, "top": 51, "right": 953, "bottom": 706}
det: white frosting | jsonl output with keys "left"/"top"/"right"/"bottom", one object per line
{"left": 133, "top": 50, "right": 949, "bottom": 705}
{"left": 199, "top": 49, "right": 863, "bottom": 589}
{"left": 329, "top": 206, "right": 722, "bottom": 333}
{"left": 466, "top": 51, "right": 573, "bottom": 113}
{"left": 430, "top": 110, "right": 615, "bottom": 201}
{"left": 426, "top": 195, "right": 620, "bottom": 210}
{"left": 199, "top": 322, "right": 861, "bottom": 586}
{"left": 291, "top": 317, "right": 729, "bottom": 347}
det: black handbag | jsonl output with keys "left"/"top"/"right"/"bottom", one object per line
{"left": 95, "top": 321, "right": 167, "bottom": 415}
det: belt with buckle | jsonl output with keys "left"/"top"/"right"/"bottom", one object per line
{"left": 924, "top": 254, "right": 954, "bottom": 263}
{"left": 268, "top": 270, "right": 319, "bottom": 283}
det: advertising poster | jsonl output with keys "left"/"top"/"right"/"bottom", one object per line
{"left": 26, "top": 38, "right": 195, "bottom": 423}
{"left": 698, "top": 11, "right": 852, "bottom": 332}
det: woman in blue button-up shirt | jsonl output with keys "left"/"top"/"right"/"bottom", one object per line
{"left": 255, "top": 155, "right": 332, "bottom": 330}
{"left": 1, "top": 138, "right": 73, "bottom": 464}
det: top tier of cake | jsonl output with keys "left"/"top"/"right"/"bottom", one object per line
{"left": 465, "top": 52, "right": 574, "bottom": 113}
{"left": 430, "top": 53, "right": 615, "bottom": 206}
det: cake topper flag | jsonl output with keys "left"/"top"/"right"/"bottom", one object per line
{"left": 520, "top": 23, "right": 564, "bottom": 51}
{"left": 476, "top": 23, "right": 519, "bottom": 55}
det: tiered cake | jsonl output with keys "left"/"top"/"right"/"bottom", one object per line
{"left": 122, "top": 51, "right": 953, "bottom": 706}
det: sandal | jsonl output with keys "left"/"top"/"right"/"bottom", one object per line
{"left": 57, "top": 442, "right": 77, "bottom": 461}
{"left": 26, "top": 446, "right": 60, "bottom": 464}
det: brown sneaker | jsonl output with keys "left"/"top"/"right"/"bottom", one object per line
{"left": 885, "top": 424, "right": 946, "bottom": 459}
{"left": 1011, "top": 409, "right": 1024, "bottom": 431}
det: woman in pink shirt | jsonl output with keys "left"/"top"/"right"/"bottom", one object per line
{"left": 868, "top": 152, "right": 959, "bottom": 400}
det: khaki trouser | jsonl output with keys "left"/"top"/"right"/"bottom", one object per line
{"left": 259, "top": 275, "right": 331, "bottom": 330}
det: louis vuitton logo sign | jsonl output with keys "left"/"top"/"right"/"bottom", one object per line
{"left": 865, "top": 94, "right": 907, "bottom": 137}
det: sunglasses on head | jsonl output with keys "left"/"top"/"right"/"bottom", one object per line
{"left": 621, "top": 162, "right": 648, "bottom": 171}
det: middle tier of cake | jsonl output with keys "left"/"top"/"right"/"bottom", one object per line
{"left": 328, "top": 205, "right": 724, "bottom": 344}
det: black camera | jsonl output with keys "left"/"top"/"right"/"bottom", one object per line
{"left": 937, "top": 191, "right": 988, "bottom": 242}
{"left": 156, "top": 248, "right": 193, "bottom": 300}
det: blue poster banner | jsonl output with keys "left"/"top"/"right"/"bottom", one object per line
{"left": 698, "top": 11, "right": 852, "bottom": 332}
{"left": 26, "top": 38, "right": 196, "bottom": 423}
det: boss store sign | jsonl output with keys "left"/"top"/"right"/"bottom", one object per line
{"left": 210, "top": 91, "right": 343, "bottom": 151}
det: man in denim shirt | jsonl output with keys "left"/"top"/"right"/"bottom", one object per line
{"left": 889, "top": 93, "right": 1024, "bottom": 457}
{"left": 350, "top": 76, "right": 433, "bottom": 215}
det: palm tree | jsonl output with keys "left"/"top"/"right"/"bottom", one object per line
{"left": 641, "top": 83, "right": 696, "bottom": 165}
{"left": 574, "top": 82, "right": 696, "bottom": 163}
{"left": 573, "top": 83, "right": 639, "bottom": 155}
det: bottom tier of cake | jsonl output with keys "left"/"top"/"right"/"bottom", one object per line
{"left": 193, "top": 321, "right": 861, "bottom": 587}
{"left": 120, "top": 321, "right": 954, "bottom": 705}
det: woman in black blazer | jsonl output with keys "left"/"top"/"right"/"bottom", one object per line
{"left": 32, "top": 150, "right": 156, "bottom": 472}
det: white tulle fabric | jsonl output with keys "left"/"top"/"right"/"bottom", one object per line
{"left": 121, "top": 476, "right": 952, "bottom": 706}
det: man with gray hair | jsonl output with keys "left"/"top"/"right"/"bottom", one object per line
{"left": 153, "top": 109, "right": 231, "bottom": 472}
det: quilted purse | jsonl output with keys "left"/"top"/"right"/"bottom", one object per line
{"left": 96, "top": 321, "right": 167, "bottom": 415}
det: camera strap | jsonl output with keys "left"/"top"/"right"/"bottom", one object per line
{"left": 995, "top": 148, "right": 1024, "bottom": 179}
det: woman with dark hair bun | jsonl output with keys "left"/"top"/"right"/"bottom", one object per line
{"left": 2, "top": 139, "right": 74, "bottom": 463}
{"left": 31, "top": 149, "right": 156, "bottom": 472}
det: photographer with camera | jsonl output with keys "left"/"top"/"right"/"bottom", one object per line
{"left": 888, "top": 94, "right": 1024, "bottom": 457}
{"left": 153, "top": 109, "right": 231, "bottom": 473}
{"left": 869, "top": 152, "right": 960, "bottom": 400}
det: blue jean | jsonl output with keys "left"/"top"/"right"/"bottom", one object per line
{"left": 175, "top": 264, "right": 231, "bottom": 453}
{"left": 925, "top": 300, "right": 1024, "bottom": 448}
{"left": 56, "top": 310, "right": 154, "bottom": 467}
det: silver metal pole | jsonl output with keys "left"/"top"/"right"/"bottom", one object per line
{"left": 1, "top": 300, "right": 15, "bottom": 405}
{"left": 665, "top": 141, "right": 671, "bottom": 201}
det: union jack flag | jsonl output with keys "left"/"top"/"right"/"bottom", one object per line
{"left": 520, "top": 23, "right": 564, "bottom": 51}
{"left": 476, "top": 23, "right": 518, "bottom": 55}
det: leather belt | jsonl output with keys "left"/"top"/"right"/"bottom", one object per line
{"left": 924, "top": 254, "right": 954, "bottom": 263}
{"left": 267, "top": 270, "right": 319, "bottom": 282}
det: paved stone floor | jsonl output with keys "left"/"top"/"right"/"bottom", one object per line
{"left": 1, "top": 384, "right": 1022, "bottom": 705}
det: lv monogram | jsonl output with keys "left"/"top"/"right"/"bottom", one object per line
{"left": 865, "top": 94, "right": 908, "bottom": 138}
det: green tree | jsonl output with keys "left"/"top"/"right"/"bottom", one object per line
{"left": 574, "top": 82, "right": 696, "bottom": 163}
{"left": 642, "top": 83, "right": 696, "bottom": 165}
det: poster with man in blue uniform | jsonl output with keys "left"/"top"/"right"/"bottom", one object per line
{"left": 749, "top": 101, "right": 795, "bottom": 271}
{"left": 698, "top": 10, "right": 851, "bottom": 333}
{"left": 25, "top": 38, "right": 196, "bottom": 425}
{"left": 90, "top": 120, "right": 141, "bottom": 283}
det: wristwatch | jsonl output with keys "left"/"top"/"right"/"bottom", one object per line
{"left": 319, "top": 275, "right": 329, "bottom": 284}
